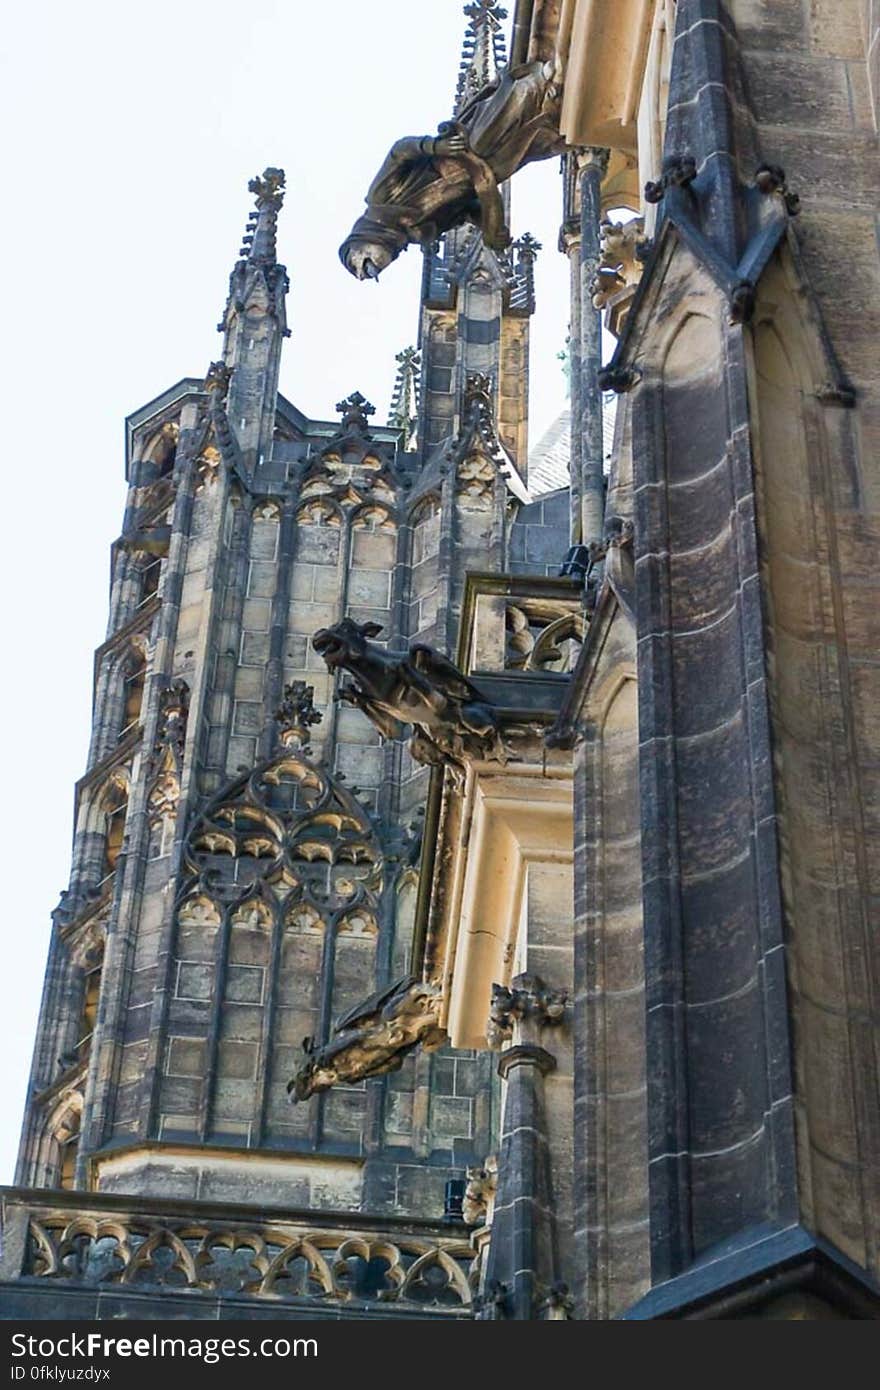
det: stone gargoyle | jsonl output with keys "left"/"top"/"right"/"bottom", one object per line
{"left": 289, "top": 975, "right": 446, "bottom": 1101}
{"left": 340, "top": 57, "right": 565, "bottom": 280}
{"left": 312, "top": 617, "right": 505, "bottom": 770}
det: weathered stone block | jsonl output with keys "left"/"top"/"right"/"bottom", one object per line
{"left": 240, "top": 630, "right": 270, "bottom": 665}
{"left": 430, "top": 1094, "right": 472, "bottom": 1140}
{"left": 247, "top": 559, "right": 276, "bottom": 597}
{"left": 242, "top": 597, "right": 271, "bottom": 631}
{"left": 166, "top": 1037, "right": 206, "bottom": 1077}
{"left": 217, "top": 1039, "right": 259, "bottom": 1080}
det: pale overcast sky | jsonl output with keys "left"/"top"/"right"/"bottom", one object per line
{"left": 0, "top": 0, "right": 571, "bottom": 1181}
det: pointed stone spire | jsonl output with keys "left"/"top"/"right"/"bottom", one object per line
{"left": 240, "top": 167, "right": 285, "bottom": 263}
{"left": 454, "top": 1, "right": 508, "bottom": 115}
{"left": 509, "top": 232, "right": 541, "bottom": 313}
{"left": 387, "top": 347, "right": 421, "bottom": 452}
{"left": 216, "top": 168, "right": 290, "bottom": 471}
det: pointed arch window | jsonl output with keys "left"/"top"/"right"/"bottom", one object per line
{"left": 78, "top": 939, "right": 104, "bottom": 1056}
{"left": 120, "top": 645, "right": 147, "bottom": 740}
{"left": 138, "top": 556, "right": 162, "bottom": 607}
{"left": 143, "top": 421, "right": 179, "bottom": 480}
{"left": 101, "top": 779, "right": 129, "bottom": 878}
{"left": 54, "top": 1100, "right": 83, "bottom": 1191}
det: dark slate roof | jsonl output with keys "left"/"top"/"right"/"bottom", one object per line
{"left": 528, "top": 407, "right": 571, "bottom": 497}
{"left": 527, "top": 397, "right": 618, "bottom": 499}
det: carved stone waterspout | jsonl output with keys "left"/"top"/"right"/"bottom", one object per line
{"left": 290, "top": 976, "right": 446, "bottom": 1101}
{"left": 340, "top": 58, "right": 565, "bottom": 280}
{"left": 312, "top": 617, "right": 506, "bottom": 770}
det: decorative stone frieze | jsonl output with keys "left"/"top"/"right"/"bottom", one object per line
{"left": 7, "top": 1198, "right": 473, "bottom": 1311}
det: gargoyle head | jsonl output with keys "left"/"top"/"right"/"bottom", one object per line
{"left": 312, "top": 617, "right": 384, "bottom": 671}
{"left": 339, "top": 236, "right": 397, "bottom": 281}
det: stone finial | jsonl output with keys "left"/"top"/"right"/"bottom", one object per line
{"left": 513, "top": 231, "right": 541, "bottom": 265}
{"left": 387, "top": 347, "right": 421, "bottom": 451}
{"left": 335, "top": 391, "right": 376, "bottom": 434}
{"left": 275, "top": 680, "right": 323, "bottom": 749}
{"left": 487, "top": 972, "right": 567, "bottom": 1049}
{"left": 248, "top": 167, "right": 286, "bottom": 210}
{"left": 511, "top": 232, "right": 541, "bottom": 313}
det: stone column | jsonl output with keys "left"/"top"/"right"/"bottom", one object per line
{"left": 481, "top": 974, "right": 568, "bottom": 1320}
{"left": 577, "top": 147, "right": 609, "bottom": 548}
{"left": 559, "top": 153, "right": 583, "bottom": 547}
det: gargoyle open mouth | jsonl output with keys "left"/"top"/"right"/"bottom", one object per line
{"left": 312, "top": 628, "right": 343, "bottom": 665}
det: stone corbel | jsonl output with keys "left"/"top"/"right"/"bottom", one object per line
{"left": 487, "top": 972, "right": 567, "bottom": 1054}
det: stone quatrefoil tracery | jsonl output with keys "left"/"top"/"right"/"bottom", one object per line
{"left": 184, "top": 752, "right": 383, "bottom": 914}
{"left": 296, "top": 393, "right": 402, "bottom": 527}
{"left": 25, "top": 1215, "right": 473, "bottom": 1309}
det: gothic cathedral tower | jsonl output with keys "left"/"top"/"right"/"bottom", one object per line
{"left": 4, "top": 3, "right": 574, "bottom": 1320}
